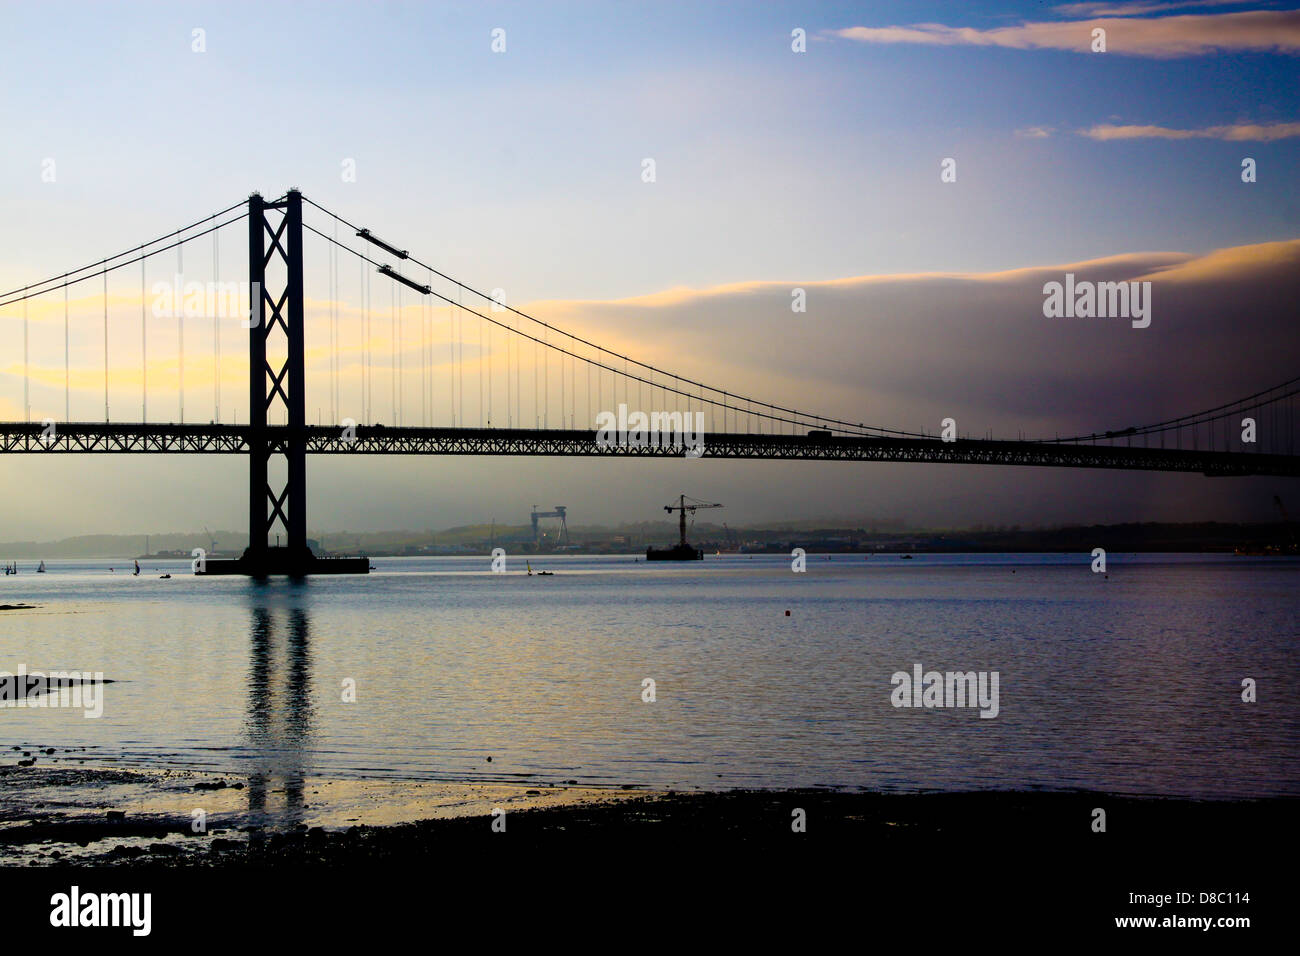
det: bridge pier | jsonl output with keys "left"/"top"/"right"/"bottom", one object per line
{"left": 199, "top": 190, "right": 366, "bottom": 577}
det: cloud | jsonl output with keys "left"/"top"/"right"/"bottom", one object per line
{"left": 832, "top": 10, "right": 1300, "bottom": 57}
{"left": 10, "top": 243, "right": 1297, "bottom": 442}
{"left": 1015, "top": 126, "right": 1056, "bottom": 138}
{"left": 1080, "top": 120, "right": 1300, "bottom": 140}
{"left": 1054, "top": 1, "right": 1256, "bottom": 17}
{"left": 524, "top": 239, "right": 1300, "bottom": 443}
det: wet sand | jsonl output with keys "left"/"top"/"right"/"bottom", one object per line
{"left": 1, "top": 764, "right": 1289, "bottom": 867}
{"left": 0, "top": 764, "right": 652, "bottom": 865}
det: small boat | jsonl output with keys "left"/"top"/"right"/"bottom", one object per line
{"left": 900, "top": 554, "right": 913, "bottom": 560}
{"left": 36, "top": 561, "right": 46, "bottom": 573}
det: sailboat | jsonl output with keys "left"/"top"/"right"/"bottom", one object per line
{"left": 36, "top": 561, "right": 46, "bottom": 573}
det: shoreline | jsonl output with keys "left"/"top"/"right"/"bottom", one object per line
{"left": 2, "top": 764, "right": 1291, "bottom": 867}
{"left": 0, "top": 764, "right": 655, "bottom": 866}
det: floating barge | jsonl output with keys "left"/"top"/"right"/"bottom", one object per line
{"left": 197, "top": 546, "right": 370, "bottom": 577}
{"left": 645, "top": 494, "right": 720, "bottom": 561}
{"left": 646, "top": 543, "right": 704, "bottom": 561}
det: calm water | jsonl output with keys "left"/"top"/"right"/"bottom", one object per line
{"left": 2, "top": 553, "right": 1297, "bottom": 798}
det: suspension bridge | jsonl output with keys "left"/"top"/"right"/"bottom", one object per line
{"left": 3, "top": 190, "right": 1297, "bottom": 574}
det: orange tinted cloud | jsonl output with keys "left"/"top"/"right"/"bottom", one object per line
{"left": 834, "top": 10, "right": 1300, "bottom": 57}
{"left": 1080, "top": 121, "right": 1300, "bottom": 141}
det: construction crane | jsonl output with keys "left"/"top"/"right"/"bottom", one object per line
{"left": 661, "top": 495, "right": 722, "bottom": 553}
{"left": 203, "top": 527, "right": 217, "bottom": 555}
{"left": 530, "top": 505, "right": 569, "bottom": 548}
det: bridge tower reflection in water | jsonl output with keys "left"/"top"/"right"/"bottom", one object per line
{"left": 242, "top": 592, "right": 314, "bottom": 841}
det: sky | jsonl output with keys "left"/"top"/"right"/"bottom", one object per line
{"left": 0, "top": 0, "right": 1298, "bottom": 540}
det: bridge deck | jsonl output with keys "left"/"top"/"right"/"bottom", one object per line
{"left": 1, "top": 423, "right": 1296, "bottom": 476}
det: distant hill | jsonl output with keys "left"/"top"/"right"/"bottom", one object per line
{"left": 0, "top": 520, "right": 1292, "bottom": 557}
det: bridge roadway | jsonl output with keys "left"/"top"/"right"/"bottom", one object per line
{"left": 1, "top": 422, "right": 1297, "bottom": 477}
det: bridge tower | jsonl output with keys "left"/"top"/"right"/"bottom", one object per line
{"left": 200, "top": 189, "right": 366, "bottom": 576}
{"left": 247, "top": 190, "right": 307, "bottom": 571}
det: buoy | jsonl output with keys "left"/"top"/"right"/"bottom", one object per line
{"left": 785, "top": 609, "right": 791, "bottom": 617}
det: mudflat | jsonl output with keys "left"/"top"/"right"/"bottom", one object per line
{"left": 0, "top": 765, "right": 1287, "bottom": 867}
